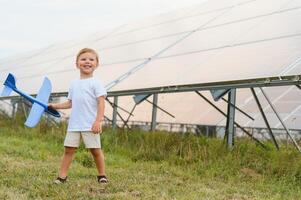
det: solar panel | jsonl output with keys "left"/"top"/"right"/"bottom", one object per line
{"left": 0, "top": 0, "right": 300, "bottom": 130}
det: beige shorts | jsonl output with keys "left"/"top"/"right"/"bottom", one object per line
{"left": 64, "top": 131, "right": 101, "bottom": 149}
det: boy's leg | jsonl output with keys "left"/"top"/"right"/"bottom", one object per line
{"left": 90, "top": 148, "right": 105, "bottom": 176}
{"left": 82, "top": 131, "right": 105, "bottom": 176}
{"left": 58, "top": 131, "right": 80, "bottom": 178}
{"left": 82, "top": 131, "right": 107, "bottom": 183}
{"left": 58, "top": 146, "right": 77, "bottom": 178}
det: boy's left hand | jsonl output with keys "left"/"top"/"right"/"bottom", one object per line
{"left": 91, "top": 121, "right": 102, "bottom": 134}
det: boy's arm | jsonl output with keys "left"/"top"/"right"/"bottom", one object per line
{"left": 91, "top": 96, "right": 105, "bottom": 134}
{"left": 48, "top": 100, "right": 72, "bottom": 110}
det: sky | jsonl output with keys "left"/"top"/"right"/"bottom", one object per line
{"left": 0, "top": 0, "right": 205, "bottom": 59}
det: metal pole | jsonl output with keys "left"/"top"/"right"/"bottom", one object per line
{"left": 195, "top": 91, "right": 266, "bottom": 148}
{"left": 251, "top": 88, "right": 279, "bottom": 150}
{"left": 22, "top": 101, "right": 28, "bottom": 118}
{"left": 260, "top": 88, "right": 301, "bottom": 152}
{"left": 180, "top": 124, "right": 184, "bottom": 134}
{"left": 107, "top": 97, "right": 130, "bottom": 129}
{"left": 112, "top": 96, "right": 118, "bottom": 131}
{"left": 106, "top": 97, "right": 133, "bottom": 116}
{"left": 221, "top": 97, "right": 254, "bottom": 121}
{"left": 151, "top": 93, "right": 158, "bottom": 131}
{"left": 226, "top": 89, "right": 236, "bottom": 148}
{"left": 146, "top": 99, "right": 175, "bottom": 118}
{"left": 11, "top": 100, "right": 16, "bottom": 119}
{"left": 123, "top": 104, "right": 137, "bottom": 128}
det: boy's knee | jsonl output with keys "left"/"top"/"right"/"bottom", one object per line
{"left": 64, "top": 147, "right": 76, "bottom": 155}
{"left": 90, "top": 148, "right": 102, "bottom": 157}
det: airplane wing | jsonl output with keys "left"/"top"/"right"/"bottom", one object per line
{"left": 24, "top": 77, "right": 52, "bottom": 127}
{"left": 25, "top": 103, "right": 45, "bottom": 127}
{"left": 35, "top": 77, "right": 51, "bottom": 104}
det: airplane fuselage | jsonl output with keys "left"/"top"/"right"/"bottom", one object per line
{"left": 5, "top": 82, "right": 60, "bottom": 118}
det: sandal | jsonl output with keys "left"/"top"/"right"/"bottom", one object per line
{"left": 97, "top": 175, "right": 108, "bottom": 184}
{"left": 54, "top": 176, "right": 67, "bottom": 184}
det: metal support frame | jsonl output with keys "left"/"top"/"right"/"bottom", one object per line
{"left": 112, "top": 96, "right": 118, "bottom": 130}
{"left": 260, "top": 88, "right": 301, "bottom": 152}
{"left": 106, "top": 97, "right": 130, "bottom": 129}
{"left": 221, "top": 97, "right": 254, "bottom": 121}
{"left": 0, "top": 74, "right": 299, "bottom": 151}
{"left": 195, "top": 91, "right": 266, "bottom": 148}
{"left": 122, "top": 95, "right": 175, "bottom": 128}
{"left": 151, "top": 93, "right": 158, "bottom": 131}
{"left": 145, "top": 99, "right": 175, "bottom": 118}
{"left": 21, "top": 100, "right": 28, "bottom": 118}
{"left": 16, "top": 75, "right": 299, "bottom": 100}
{"left": 123, "top": 104, "right": 137, "bottom": 128}
{"left": 251, "top": 88, "right": 279, "bottom": 150}
{"left": 11, "top": 100, "right": 17, "bottom": 119}
{"left": 225, "top": 89, "right": 236, "bottom": 148}
{"left": 105, "top": 75, "right": 301, "bottom": 97}
{"left": 105, "top": 97, "right": 133, "bottom": 116}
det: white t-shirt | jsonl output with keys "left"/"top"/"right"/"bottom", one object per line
{"left": 67, "top": 77, "right": 107, "bottom": 131}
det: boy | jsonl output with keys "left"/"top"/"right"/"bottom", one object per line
{"left": 49, "top": 48, "right": 108, "bottom": 185}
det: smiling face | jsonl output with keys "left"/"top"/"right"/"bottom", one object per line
{"left": 76, "top": 52, "right": 99, "bottom": 78}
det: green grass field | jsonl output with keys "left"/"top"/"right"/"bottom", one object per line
{"left": 0, "top": 117, "right": 301, "bottom": 199}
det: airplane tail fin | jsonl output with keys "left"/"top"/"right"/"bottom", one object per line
{"left": 1, "top": 73, "right": 16, "bottom": 97}
{"left": 1, "top": 86, "right": 13, "bottom": 97}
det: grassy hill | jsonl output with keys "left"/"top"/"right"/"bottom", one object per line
{"left": 0, "top": 117, "right": 301, "bottom": 199}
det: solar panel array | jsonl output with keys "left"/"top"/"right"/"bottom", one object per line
{"left": 0, "top": 0, "right": 300, "bottom": 129}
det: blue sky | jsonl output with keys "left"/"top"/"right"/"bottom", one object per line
{"left": 0, "top": 0, "right": 204, "bottom": 59}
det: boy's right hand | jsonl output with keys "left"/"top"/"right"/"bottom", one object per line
{"left": 48, "top": 103, "right": 55, "bottom": 109}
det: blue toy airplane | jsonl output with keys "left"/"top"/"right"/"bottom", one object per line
{"left": 1, "top": 73, "right": 60, "bottom": 127}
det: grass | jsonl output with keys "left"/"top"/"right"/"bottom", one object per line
{"left": 0, "top": 116, "right": 301, "bottom": 199}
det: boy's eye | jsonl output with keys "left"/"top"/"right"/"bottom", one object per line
{"left": 80, "top": 58, "right": 94, "bottom": 61}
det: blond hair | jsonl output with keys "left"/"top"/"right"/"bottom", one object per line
{"left": 76, "top": 48, "right": 99, "bottom": 65}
